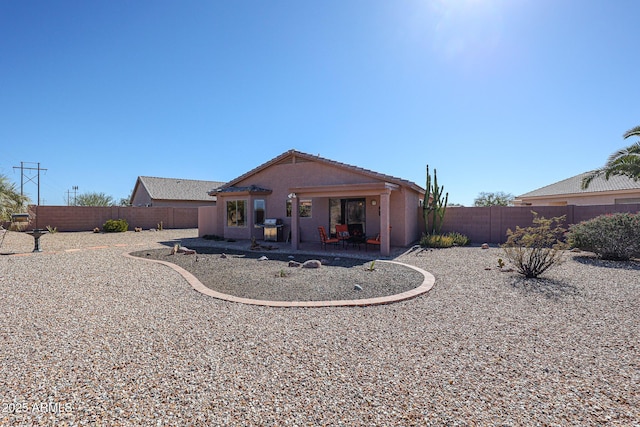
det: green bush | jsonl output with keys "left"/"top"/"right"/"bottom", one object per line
{"left": 448, "top": 232, "right": 470, "bottom": 246}
{"left": 567, "top": 212, "right": 640, "bottom": 261}
{"left": 103, "top": 219, "right": 129, "bottom": 233}
{"left": 420, "top": 234, "right": 454, "bottom": 248}
{"left": 420, "top": 232, "right": 470, "bottom": 248}
{"left": 502, "top": 212, "right": 567, "bottom": 278}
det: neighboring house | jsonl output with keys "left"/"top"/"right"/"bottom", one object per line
{"left": 198, "top": 149, "right": 425, "bottom": 256}
{"left": 130, "top": 176, "right": 224, "bottom": 208}
{"left": 514, "top": 172, "right": 640, "bottom": 206}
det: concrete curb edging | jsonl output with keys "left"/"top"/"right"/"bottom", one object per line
{"left": 124, "top": 253, "right": 435, "bottom": 307}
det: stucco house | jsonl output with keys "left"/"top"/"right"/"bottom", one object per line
{"left": 514, "top": 172, "right": 640, "bottom": 206}
{"left": 198, "top": 150, "right": 425, "bottom": 256}
{"left": 130, "top": 176, "right": 224, "bottom": 208}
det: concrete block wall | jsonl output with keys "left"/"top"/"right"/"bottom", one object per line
{"left": 21, "top": 206, "right": 198, "bottom": 232}
{"left": 440, "top": 204, "right": 640, "bottom": 244}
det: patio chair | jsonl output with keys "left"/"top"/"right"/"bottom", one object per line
{"left": 366, "top": 226, "right": 391, "bottom": 251}
{"left": 318, "top": 226, "right": 340, "bottom": 250}
{"left": 335, "top": 224, "right": 350, "bottom": 248}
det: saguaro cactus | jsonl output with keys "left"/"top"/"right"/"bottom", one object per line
{"left": 423, "top": 165, "right": 449, "bottom": 235}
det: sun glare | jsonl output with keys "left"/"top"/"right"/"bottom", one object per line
{"left": 423, "top": 0, "right": 510, "bottom": 68}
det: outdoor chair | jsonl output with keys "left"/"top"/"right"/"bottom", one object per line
{"left": 318, "top": 226, "right": 340, "bottom": 250}
{"left": 366, "top": 226, "right": 391, "bottom": 251}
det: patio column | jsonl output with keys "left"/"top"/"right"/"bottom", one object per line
{"left": 290, "top": 195, "right": 299, "bottom": 250}
{"left": 380, "top": 191, "right": 391, "bottom": 256}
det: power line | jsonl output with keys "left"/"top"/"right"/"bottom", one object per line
{"left": 66, "top": 186, "right": 79, "bottom": 206}
{"left": 12, "top": 162, "right": 47, "bottom": 206}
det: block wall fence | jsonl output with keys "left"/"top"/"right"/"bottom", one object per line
{"left": 439, "top": 204, "right": 640, "bottom": 244}
{"left": 5, "top": 203, "right": 639, "bottom": 242}
{"left": 13, "top": 206, "right": 198, "bottom": 232}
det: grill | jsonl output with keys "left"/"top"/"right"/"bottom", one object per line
{"left": 263, "top": 218, "right": 283, "bottom": 242}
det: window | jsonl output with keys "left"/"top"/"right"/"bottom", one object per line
{"left": 227, "top": 200, "right": 246, "bottom": 227}
{"left": 299, "top": 199, "right": 312, "bottom": 217}
{"left": 286, "top": 199, "right": 313, "bottom": 217}
{"left": 254, "top": 199, "right": 265, "bottom": 225}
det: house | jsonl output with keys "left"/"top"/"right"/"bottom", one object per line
{"left": 130, "top": 176, "right": 225, "bottom": 208}
{"left": 198, "top": 150, "right": 425, "bottom": 256}
{"left": 514, "top": 172, "right": 640, "bottom": 206}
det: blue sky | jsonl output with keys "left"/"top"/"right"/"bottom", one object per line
{"left": 1, "top": 0, "right": 638, "bottom": 206}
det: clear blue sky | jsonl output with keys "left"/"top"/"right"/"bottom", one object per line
{"left": 1, "top": 0, "right": 638, "bottom": 206}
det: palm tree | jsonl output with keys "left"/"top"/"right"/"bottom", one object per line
{"left": 0, "top": 173, "right": 30, "bottom": 222}
{"left": 582, "top": 125, "right": 640, "bottom": 189}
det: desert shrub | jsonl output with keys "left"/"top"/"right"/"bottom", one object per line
{"left": 567, "top": 212, "right": 640, "bottom": 260}
{"left": 420, "top": 232, "right": 469, "bottom": 248}
{"left": 420, "top": 234, "right": 455, "bottom": 248}
{"left": 447, "top": 232, "right": 470, "bottom": 246}
{"left": 103, "top": 219, "right": 128, "bottom": 233}
{"left": 501, "top": 212, "right": 568, "bottom": 278}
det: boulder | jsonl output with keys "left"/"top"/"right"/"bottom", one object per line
{"left": 302, "top": 260, "right": 322, "bottom": 269}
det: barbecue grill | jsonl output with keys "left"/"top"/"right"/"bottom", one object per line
{"left": 263, "top": 218, "right": 283, "bottom": 242}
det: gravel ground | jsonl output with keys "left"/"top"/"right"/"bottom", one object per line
{"left": 0, "top": 229, "right": 639, "bottom": 426}
{"left": 130, "top": 248, "right": 424, "bottom": 302}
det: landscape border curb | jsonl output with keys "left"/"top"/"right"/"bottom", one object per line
{"left": 124, "top": 253, "right": 435, "bottom": 307}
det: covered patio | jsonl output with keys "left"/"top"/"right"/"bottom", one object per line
{"left": 287, "top": 182, "right": 397, "bottom": 256}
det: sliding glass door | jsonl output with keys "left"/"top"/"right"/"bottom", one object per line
{"left": 329, "top": 198, "right": 366, "bottom": 236}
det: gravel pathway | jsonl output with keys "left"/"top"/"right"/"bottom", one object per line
{"left": 1, "top": 229, "right": 638, "bottom": 426}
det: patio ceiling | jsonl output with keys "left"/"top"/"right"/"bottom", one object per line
{"left": 288, "top": 182, "right": 399, "bottom": 198}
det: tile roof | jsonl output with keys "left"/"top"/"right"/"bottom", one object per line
{"left": 215, "top": 185, "right": 272, "bottom": 194}
{"left": 221, "top": 149, "right": 425, "bottom": 193}
{"left": 136, "top": 176, "right": 225, "bottom": 201}
{"left": 517, "top": 172, "right": 640, "bottom": 198}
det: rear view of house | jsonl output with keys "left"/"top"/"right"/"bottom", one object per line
{"left": 199, "top": 150, "right": 425, "bottom": 256}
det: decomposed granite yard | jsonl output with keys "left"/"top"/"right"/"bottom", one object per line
{"left": 0, "top": 228, "right": 638, "bottom": 426}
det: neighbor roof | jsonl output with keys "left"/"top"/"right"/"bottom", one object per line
{"left": 517, "top": 172, "right": 640, "bottom": 198}
{"left": 133, "top": 176, "right": 225, "bottom": 202}
{"left": 220, "top": 149, "right": 425, "bottom": 194}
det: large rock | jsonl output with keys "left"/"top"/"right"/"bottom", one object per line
{"left": 302, "top": 260, "right": 322, "bottom": 269}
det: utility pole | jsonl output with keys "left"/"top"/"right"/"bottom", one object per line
{"left": 67, "top": 186, "right": 79, "bottom": 206}
{"left": 13, "top": 162, "right": 47, "bottom": 206}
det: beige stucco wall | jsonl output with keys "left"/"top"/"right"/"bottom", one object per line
{"left": 131, "top": 189, "right": 152, "bottom": 207}
{"left": 198, "top": 206, "right": 218, "bottom": 237}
